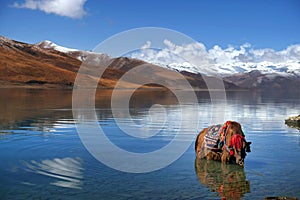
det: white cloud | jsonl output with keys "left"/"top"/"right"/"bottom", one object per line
{"left": 141, "top": 41, "right": 151, "bottom": 49}
{"left": 151, "top": 41, "right": 300, "bottom": 65}
{"left": 250, "top": 45, "right": 300, "bottom": 63}
{"left": 13, "top": 0, "right": 88, "bottom": 19}
{"left": 163, "top": 39, "right": 212, "bottom": 66}
{"left": 208, "top": 44, "right": 252, "bottom": 64}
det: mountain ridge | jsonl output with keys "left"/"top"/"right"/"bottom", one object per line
{"left": 0, "top": 35, "right": 299, "bottom": 94}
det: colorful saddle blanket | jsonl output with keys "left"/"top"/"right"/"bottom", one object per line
{"left": 200, "top": 124, "right": 222, "bottom": 158}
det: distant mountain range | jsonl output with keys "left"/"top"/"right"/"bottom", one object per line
{"left": 0, "top": 36, "right": 299, "bottom": 94}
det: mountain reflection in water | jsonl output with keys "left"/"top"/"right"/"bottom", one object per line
{"left": 0, "top": 88, "right": 178, "bottom": 130}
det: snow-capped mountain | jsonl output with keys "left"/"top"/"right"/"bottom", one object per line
{"left": 143, "top": 57, "right": 300, "bottom": 92}
{"left": 35, "top": 38, "right": 300, "bottom": 78}
{"left": 159, "top": 61, "right": 300, "bottom": 77}
{"left": 129, "top": 53, "right": 300, "bottom": 78}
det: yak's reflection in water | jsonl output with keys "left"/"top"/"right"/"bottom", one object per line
{"left": 23, "top": 157, "right": 83, "bottom": 189}
{"left": 195, "top": 158, "right": 250, "bottom": 199}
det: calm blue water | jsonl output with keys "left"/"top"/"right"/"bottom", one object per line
{"left": 0, "top": 89, "right": 299, "bottom": 199}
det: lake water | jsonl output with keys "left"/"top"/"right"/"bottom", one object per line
{"left": 0, "top": 88, "right": 299, "bottom": 200}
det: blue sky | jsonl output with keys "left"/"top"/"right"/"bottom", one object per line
{"left": 0, "top": 0, "right": 299, "bottom": 51}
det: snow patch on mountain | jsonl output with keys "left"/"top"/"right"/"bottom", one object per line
{"left": 36, "top": 40, "right": 79, "bottom": 53}
{"left": 35, "top": 40, "right": 108, "bottom": 62}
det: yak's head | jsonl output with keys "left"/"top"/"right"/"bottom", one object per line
{"left": 222, "top": 121, "right": 251, "bottom": 166}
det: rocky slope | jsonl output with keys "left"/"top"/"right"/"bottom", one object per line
{"left": 223, "top": 70, "right": 300, "bottom": 94}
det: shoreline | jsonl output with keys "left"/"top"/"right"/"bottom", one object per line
{"left": 0, "top": 82, "right": 249, "bottom": 91}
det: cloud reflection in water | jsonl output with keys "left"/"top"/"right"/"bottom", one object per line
{"left": 23, "top": 157, "right": 83, "bottom": 189}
